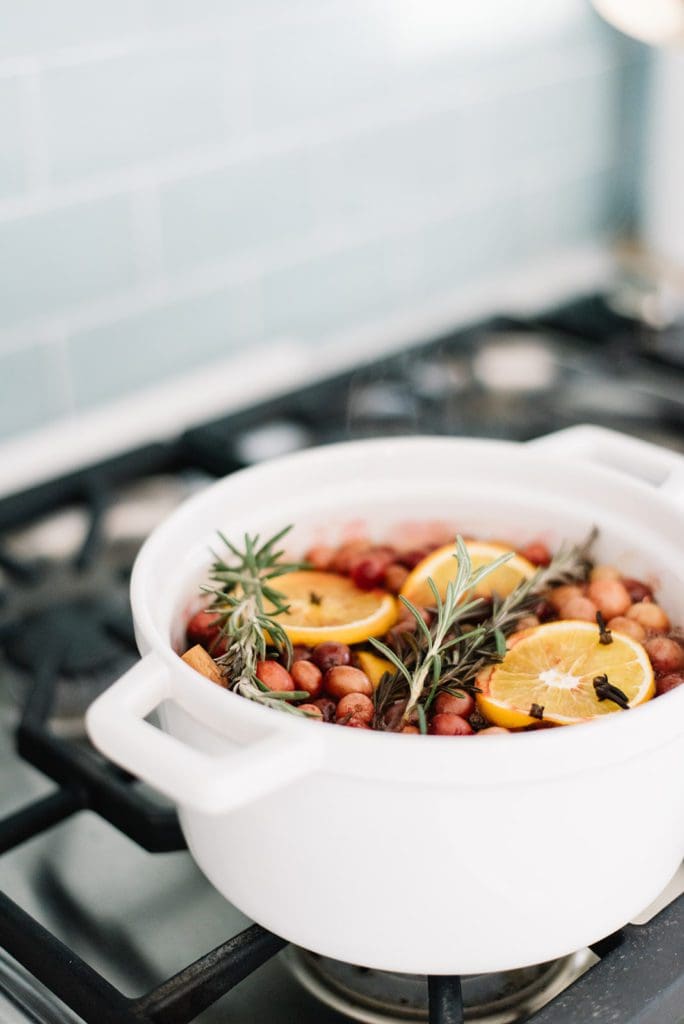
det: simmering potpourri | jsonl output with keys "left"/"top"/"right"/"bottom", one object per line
{"left": 180, "top": 527, "right": 684, "bottom": 735}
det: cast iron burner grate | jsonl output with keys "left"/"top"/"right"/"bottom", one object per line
{"left": 1, "top": 298, "right": 683, "bottom": 1023}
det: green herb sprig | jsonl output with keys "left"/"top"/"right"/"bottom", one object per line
{"left": 370, "top": 537, "right": 513, "bottom": 729}
{"left": 203, "top": 526, "right": 310, "bottom": 715}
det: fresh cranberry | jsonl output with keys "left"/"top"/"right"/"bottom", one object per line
{"left": 312, "top": 642, "right": 351, "bottom": 672}
{"left": 351, "top": 551, "right": 394, "bottom": 590}
{"left": 519, "top": 541, "right": 551, "bottom": 566}
{"left": 622, "top": 578, "right": 654, "bottom": 603}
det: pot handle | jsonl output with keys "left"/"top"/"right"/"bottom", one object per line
{"left": 85, "top": 654, "right": 323, "bottom": 816}
{"left": 528, "top": 425, "right": 684, "bottom": 504}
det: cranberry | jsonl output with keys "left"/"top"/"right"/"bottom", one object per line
{"left": 645, "top": 637, "right": 684, "bottom": 676}
{"left": 304, "top": 545, "right": 335, "bottom": 570}
{"left": 291, "top": 659, "right": 323, "bottom": 698}
{"left": 560, "top": 595, "right": 598, "bottom": 622}
{"left": 399, "top": 547, "right": 432, "bottom": 569}
{"left": 343, "top": 717, "right": 371, "bottom": 729}
{"left": 291, "top": 645, "right": 313, "bottom": 662}
{"left": 434, "top": 690, "right": 475, "bottom": 718}
{"left": 627, "top": 602, "right": 670, "bottom": 634}
{"left": 534, "top": 599, "right": 556, "bottom": 622}
{"left": 429, "top": 713, "right": 473, "bottom": 736}
{"left": 255, "top": 660, "right": 295, "bottom": 692}
{"left": 587, "top": 579, "right": 631, "bottom": 620}
{"left": 351, "top": 551, "right": 394, "bottom": 590}
{"left": 312, "top": 642, "right": 351, "bottom": 672}
{"left": 186, "top": 609, "right": 224, "bottom": 651}
{"left": 336, "top": 693, "right": 374, "bottom": 724}
{"left": 331, "top": 540, "right": 372, "bottom": 575}
{"left": 606, "top": 615, "right": 646, "bottom": 643}
{"left": 622, "top": 578, "right": 654, "bottom": 603}
{"left": 656, "top": 673, "right": 684, "bottom": 696}
{"left": 519, "top": 541, "right": 551, "bottom": 566}
{"left": 384, "top": 563, "right": 410, "bottom": 593}
{"left": 325, "top": 666, "right": 373, "bottom": 698}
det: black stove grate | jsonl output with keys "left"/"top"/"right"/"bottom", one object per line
{"left": 1, "top": 298, "right": 683, "bottom": 1023}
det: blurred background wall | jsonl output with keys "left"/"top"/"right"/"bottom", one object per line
{"left": 0, "top": 0, "right": 646, "bottom": 442}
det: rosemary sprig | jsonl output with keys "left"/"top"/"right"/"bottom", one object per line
{"left": 373, "top": 528, "right": 596, "bottom": 729}
{"left": 371, "top": 537, "right": 513, "bottom": 727}
{"left": 202, "top": 526, "right": 310, "bottom": 716}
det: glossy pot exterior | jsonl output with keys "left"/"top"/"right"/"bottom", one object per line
{"left": 86, "top": 427, "right": 684, "bottom": 974}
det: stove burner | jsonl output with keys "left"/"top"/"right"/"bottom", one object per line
{"left": 0, "top": 538, "right": 138, "bottom": 727}
{"left": 285, "top": 948, "right": 594, "bottom": 1024}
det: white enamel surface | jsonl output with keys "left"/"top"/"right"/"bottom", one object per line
{"left": 86, "top": 426, "right": 684, "bottom": 974}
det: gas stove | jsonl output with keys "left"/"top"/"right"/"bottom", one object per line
{"left": 0, "top": 294, "right": 683, "bottom": 1024}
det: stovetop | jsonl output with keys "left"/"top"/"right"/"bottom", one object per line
{"left": 0, "top": 294, "right": 683, "bottom": 1024}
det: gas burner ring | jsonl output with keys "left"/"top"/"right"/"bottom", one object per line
{"left": 284, "top": 947, "right": 594, "bottom": 1023}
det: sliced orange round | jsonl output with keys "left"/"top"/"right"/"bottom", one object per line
{"left": 477, "top": 620, "right": 655, "bottom": 728}
{"left": 266, "top": 570, "right": 397, "bottom": 645}
{"left": 400, "top": 540, "right": 536, "bottom": 608}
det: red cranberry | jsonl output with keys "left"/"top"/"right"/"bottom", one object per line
{"left": 399, "top": 547, "right": 432, "bottom": 569}
{"left": 312, "top": 642, "right": 351, "bottom": 672}
{"left": 186, "top": 609, "right": 223, "bottom": 650}
{"left": 325, "top": 666, "right": 373, "bottom": 698}
{"left": 429, "top": 713, "right": 473, "bottom": 736}
{"left": 434, "top": 690, "right": 475, "bottom": 718}
{"left": 622, "top": 578, "right": 654, "bottom": 604}
{"left": 656, "top": 673, "right": 684, "bottom": 696}
{"left": 291, "top": 659, "right": 323, "bottom": 698}
{"left": 645, "top": 637, "right": 684, "bottom": 676}
{"left": 291, "top": 645, "right": 313, "bottom": 662}
{"left": 534, "top": 599, "right": 556, "bottom": 622}
{"left": 351, "top": 551, "right": 394, "bottom": 590}
{"left": 336, "top": 693, "right": 374, "bottom": 723}
{"left": 255, "top": 660, "right": 295, "bottom": 692}
{"left": 519, "top": 541, "right": 551, "bottom": 566}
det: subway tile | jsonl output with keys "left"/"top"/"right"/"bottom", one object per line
{"left": 0, "top": 78, "right": 26, "bottom": 199}
{"left": 0, "top": 1, "right": 143, "bottom": 59}
{"left": 66, "top": 280, "right": 261, "bottom": 408}
{"left": 245, "top": 11, "right": 401, "bottom": 132}
{"left": 43, "top": 43, "right": 233, "bottom": 184}
{"left": 261, "top": 239, "right": 410, "bottom": 342}
{"left": 0, "top": 343, "right": 69, "bottom": 439}
{"left": 494, "top": 67, "right": 621, "bottom": 184}
{"left": 515, "top": 167, "right": 616, "bottom": 260}
{"left": 0, "top": 197, "right": 138, "bottom": 328}
{"left": 159, "top": 152, "right": 315, "bottom": 276}
{"left": 311, "top": 106, "right": 492, "bottom": 229}
{"left": 404, "top": 204, "right": 520, "bottom": 304}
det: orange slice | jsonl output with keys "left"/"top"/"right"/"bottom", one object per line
{"left": 477, "top": 620, "right": 655, "bottom": 728}
{"left": 267, "top": 570, "right": 397, "bottom": 645}
{"left": 400, "top": 540, "right": 536, "bottom": 608}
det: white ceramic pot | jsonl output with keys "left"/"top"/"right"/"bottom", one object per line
{"left": 86, "top": 426, "right": 684, "bottom": 975}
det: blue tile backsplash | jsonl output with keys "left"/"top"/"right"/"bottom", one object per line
{"left": 0, "top": 1, "right": 647, "bottom": 440}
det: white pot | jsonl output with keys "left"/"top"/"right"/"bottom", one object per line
{"left": 86, "top": 426, "right": 684, "bottom": 975}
